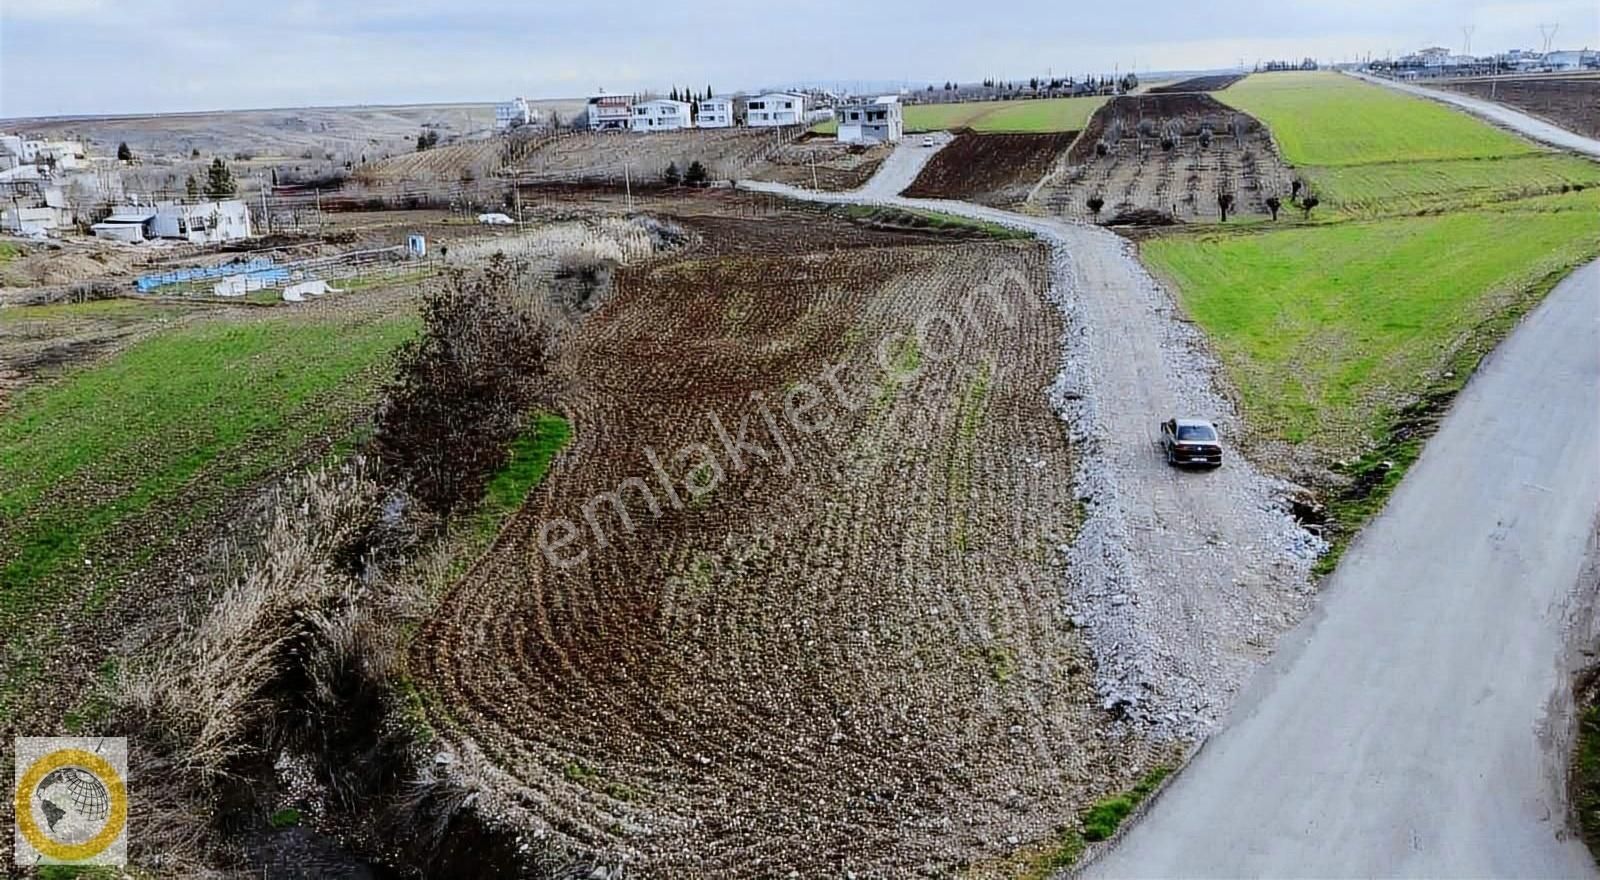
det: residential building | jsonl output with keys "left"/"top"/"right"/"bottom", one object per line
{"left": 697, "top": 97, "right": 734, "bottom": 128}
{"left": 586, "top": 91, "right": 634, "bottom": 131}
{"left": 836, "top": 96, "right": 903, "bottom": 145}
{"left": 631, "top": 99, "right": 693, "bottom": 132}
{"left": 142, "top": 199, "right": 253, "bottom": 244}
{"left": 1543, "top": 49, "right": 1598, "bottom": 70}
{"left": 746, "top": 92, "right": 806, "bottom": 127}
{"left": 495, "top": 97, "right": 539, "bottom": 130}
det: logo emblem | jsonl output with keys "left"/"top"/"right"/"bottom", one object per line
{"left": 13, "top": 738, "right": 127, "bottom": 866}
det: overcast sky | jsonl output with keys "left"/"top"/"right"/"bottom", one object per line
{"left": 2, "top": 0, "right": 1596, "bottom": 117}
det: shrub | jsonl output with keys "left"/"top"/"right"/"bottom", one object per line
{"left": 1095, "top": 141, "right": 1110, "bottom": 157}
{"left": 1087, "top": 195, "right": 1105, "bottom": 217}
{"left": 663, "top": 161, "right": 681, "bottom": 186}
{"left": 1266, "top": 195, "right": 1282, "bottom": 221}
{"left": 1217, "top": 191, "right": 1235, "bottom": 222}
{"left": 373, "top": 255, "right": 558, "bottom": 519}
{"left": 684, "top": 160, "right": 709, "bottom": 187}
{"left": 1301, "top": 195, "right": 1320, "bottom": 218}
{"left": 1160, "top": 137, "right": 1175, "bottom": 152}
{"left": 117, "top": 142, "right": 133, "bottom": 161}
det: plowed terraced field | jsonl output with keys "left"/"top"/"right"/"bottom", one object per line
{"left": 410, "top": 218, "right": 1169, "bottom": 875}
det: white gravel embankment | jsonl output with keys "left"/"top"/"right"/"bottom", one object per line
{"left": 742, "top": 141, "right": 1321, "bottom": 737}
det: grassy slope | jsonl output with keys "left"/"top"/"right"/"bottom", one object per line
{"left": 1148, "top": 71, "right": 1600, "bottom": 564}
{"left": 0, "top": 305, "right": 417, "bottom": 628}
{"left": 1143, "top": 199, "right": 1600, "bottom": 450}
{"left": 812, "top": 96, "right": 1104, "bottom": 135}
{"left": 1219, "top": 72, "right": 1600, "bottom": 215}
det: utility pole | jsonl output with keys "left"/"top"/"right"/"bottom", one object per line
{"left": 257, "top": 175, "right": 270, "bottom": 234}
{"left": 624, "top": 162, "right": 632, "bottom": 212}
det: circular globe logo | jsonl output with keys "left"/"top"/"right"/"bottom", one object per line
{"left": 13, "top": 741, "right": 128, "bottom": 866}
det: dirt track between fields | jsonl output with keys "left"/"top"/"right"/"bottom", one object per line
{"left": 745, "top": 142, "right": 1321, "bottom": 737}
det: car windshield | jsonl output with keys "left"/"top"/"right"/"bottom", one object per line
{"left": 1177, "top": 424, "right": 1217, "bottom": 441}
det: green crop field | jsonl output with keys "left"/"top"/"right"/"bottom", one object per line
{"left": 0, "top": 306, "right": 416, "bottom": 629}
{"left": 1144, "top": 198, "right": 1599, "bottom": 453}
{"left": 1218, "top": 72, "right": 1600, "bottom": 214}
{"left": 812, "top": 96, "right": 1104, "bottom": 135}
{"left": 1220, "top": 72, "right": 1540, "bottom": 166}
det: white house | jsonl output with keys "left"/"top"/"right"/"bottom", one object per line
{"left": 631, "top": 99, "right": 693, "bottom": 132}
{"left": 836, "top": 97, "right": 904, "bottom": 145}
{"left": 697, "top": 97, "right": 734, "bottom": 128}
{"left": 586, "top": 91, "right": 634, "bottom": 131}
{"left": 746, "top": 92, "right": 806, "bottom": 127}
{"left": 495, "top": 97, "right": 539, "bottom": 131}
{"left": 146, "top": 199, "right": 252, "bottom": 244}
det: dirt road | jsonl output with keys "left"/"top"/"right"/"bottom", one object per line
{"left": 742, "top": 144, "right": 1319, "bottom": 737}
{"left": 1350, "top": 71, "right": 1600, "bottom": 159}
{"left": 1085, "top": 258, "right": 1600, "bottom": 879}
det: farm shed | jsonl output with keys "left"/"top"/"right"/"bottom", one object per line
{"left": 587, "top": 91, "right": 634, "bottom": 131}
{"left": 91, "top": 208, "right": 156, "bottom": 242}
{"left": 837, "top": 97, "right": 904, "bottom": 144}
{"left": 747, "top": 92, "right": 806, "bottom": 127}
{"left": 632, "top": 99, "right": 693, "bottom": 132}
{"left": 698, "top": 97, "right": 735, "bottom": 128}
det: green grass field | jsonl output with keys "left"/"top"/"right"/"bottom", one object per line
{"left": 0, "top": 307, "right": 417, "bottom": 624}
{"left": 812, "top": 96, "right": 1104, "bottom": 135}
{"left": 1218, "top": 72, "right": 1600, "bottom": 215}
{"left": 1143, "top": 192, "right": 1600, "bottom": 454}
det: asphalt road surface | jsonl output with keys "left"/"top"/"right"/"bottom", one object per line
{"left": 1351, "top": 71, "right": 1600, "bottom": 159}
{"left": 1084, "top": 257, "right": 1600, "bottom": 878}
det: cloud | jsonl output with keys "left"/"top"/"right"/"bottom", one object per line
{"left": 1, "top": 0, "right": 1595, "bottom": 117}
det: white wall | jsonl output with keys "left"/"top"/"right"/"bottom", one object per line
{"left": 747, "top": 93, "right": 806, "bottom": 127}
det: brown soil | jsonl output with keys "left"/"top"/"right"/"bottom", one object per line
{"left": 745, "top": 141, "right": 894, "bottom": 192}
{"left": 1041, "top": 95, "right": 1294, "bottom": 222}
{"left": 904, "top": 130, "right": 1081, "bottom": 207}
{"left": 1436, "top": 75, "right": 1600, "bottom": 140}
{"left": 1147, "top": 74, "right": 1246, "bottom": 94}
{"left": 409, "top": 217, "right": 1164, "bottom": 875}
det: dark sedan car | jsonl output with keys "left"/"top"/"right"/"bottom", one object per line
{"left": 1160, "top": 418, "right": 1224, "bottom": 468}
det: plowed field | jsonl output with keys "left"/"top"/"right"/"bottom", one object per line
{"left": 410, "top": 220, "right": 1165, "bottom": 875}
{"left": 1437, "top": 75, "right": 1600, "bottom": 140}
{"left": 1147, "top": 74, "right": 1246, "bottom": 93}
{"left": 903, "top": 131, "right": 1080, "bottom": 206}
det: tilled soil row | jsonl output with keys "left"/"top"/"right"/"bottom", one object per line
{"left": 410, "top": 235, "right": 1170, "bottom": 875}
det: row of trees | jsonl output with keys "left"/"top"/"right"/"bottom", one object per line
{"left": 1084, "top": 182, "right": 1319, "bottom": 223}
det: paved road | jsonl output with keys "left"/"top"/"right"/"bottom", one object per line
{"left": 743, "top": 148, "right": 1318, "bottom": 738}
{"left": 1350, "top": 71, "right": 1600, "bottom": 159}
{"left": 1085, "top": 258, "right": 1600, "bottom": 879}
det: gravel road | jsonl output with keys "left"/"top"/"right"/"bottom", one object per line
{"left": 1085, "top": 258, "right": 1600, "bottom": 879}
{"left": 1350, "top": 70, "right": 1600, "bottom": 159}
{"left": 742, "top": 141, "right": 1320, "bottom": 737}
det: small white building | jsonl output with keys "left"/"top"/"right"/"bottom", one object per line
{"left": 586, "top": 91, "right": 634, "bottom": 131}
{"left": 145, "top": 199, "right": 252, "bottom": 244}
{"left": 631, "top": 99, "right": 693, "bottom": 132}
{"left": 91, "top": 207, "right": 156, "bottom": 242}
{"left": 746, "top": 92, "right": 806, "bottom": 127}
{"left": 697, "top": 97, "right": 734, "bottom": 128}
{"left": 495, "top": 97, "right": 539, "bottom": 131}
{"left": 836, "top": 97, "right": 904, "bottom": 145}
